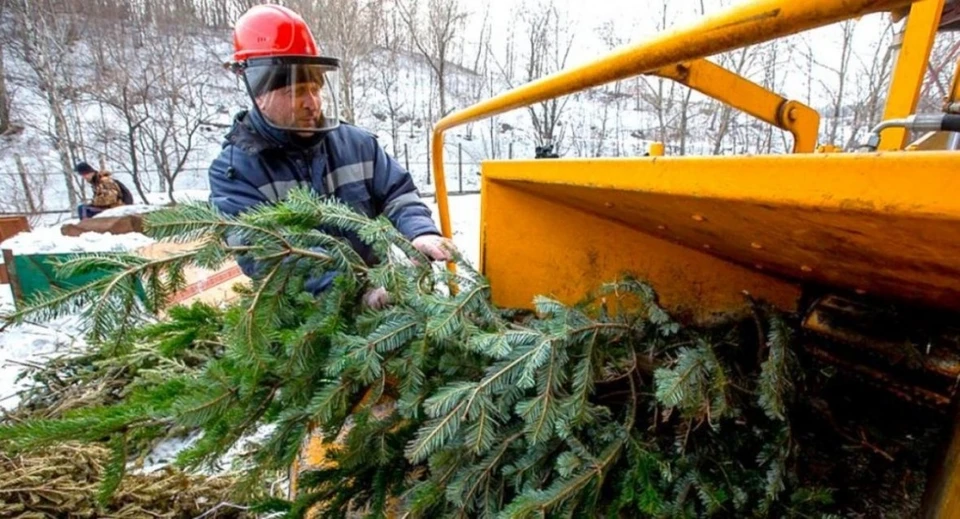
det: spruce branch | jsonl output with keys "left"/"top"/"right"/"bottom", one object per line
{"left": 758, "top": 314, "right": 797, "bottom": 422}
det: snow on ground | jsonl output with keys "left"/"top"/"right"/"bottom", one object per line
{"left": 137, "top": 432, "right": 201, "bottom": 474}
{"left": 0, "top": 221, "right": 158, "bottom": 410}
{"left": 95, "top": 204, "right": 163, "bottom": 218}
{"left": 145, "top": 190, "right": 213, "bottom": 205}
{"left": 0, "top": 224, "right": 155, "bottom": 255}
{"left": 0, "top": 285, "right": 87, "bottom": 412}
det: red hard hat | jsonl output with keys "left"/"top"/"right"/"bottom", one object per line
{"left": 232, "top": 5, "right": 319, "bottom": 62}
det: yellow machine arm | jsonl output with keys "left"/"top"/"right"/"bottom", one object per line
{"left": 650, "top": 59, "right": 820, "bottom": 154}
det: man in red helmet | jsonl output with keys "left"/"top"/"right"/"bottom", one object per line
{"left": 209, "top": 5, "right": 454, "bottom": 308}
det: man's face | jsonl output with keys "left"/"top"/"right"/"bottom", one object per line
{"left": 81, "top": 172, "right": 95, "bottom": 183}
{"left": 256, "top": 82, "right": 323, "bottom": 135}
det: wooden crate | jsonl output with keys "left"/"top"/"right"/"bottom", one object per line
{"left": 0, "top": 216, "right": 30, "bottom": 285}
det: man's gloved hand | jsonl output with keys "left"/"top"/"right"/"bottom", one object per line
{"left": 412, "top": 234, "right": 456, "bottom": 262}
{"left": 363, "top": 286, "right": 391, "bottom": 310}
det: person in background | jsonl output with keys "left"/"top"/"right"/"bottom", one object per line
{"left": 75, "top": 161, "right": 133, "bottom": 220}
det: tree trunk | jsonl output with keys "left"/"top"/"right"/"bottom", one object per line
{"left": 0, "top": 50, "right": 10, "bottom": 135}
{"left": 656, "top": 78, "right": 667, "bottom": 143}
{"left": 829, "top": 22, "right": 855, "bottom": 145}
{"left": 47, "top": 89, "right": 79, "bottom": 208}
{"left": 14, "top": 154, "right": 38, "bottom": 214}
{"left": 167, "top": 176, "right": 176, "bottom": 205}
{"left": 488, "top": 117, "right": 497, "bottom": 159}
{"left": 678, "top": 89, "right": 693, "bottom": 156}
{"left": 341, "top": 64, "right": 356, "bottom": 123}
{"left": 125, "top": 124, "right": 149, "bottom": 203}
{"left": 438, "top": 61, "right": 447, "bottom": 119}
{"left": 712, "top": 105, "right": 735, "bottom": 155}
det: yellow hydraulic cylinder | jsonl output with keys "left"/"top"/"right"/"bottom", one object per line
{"left": 651, "top": 59, "right": 820, "bottom": 153}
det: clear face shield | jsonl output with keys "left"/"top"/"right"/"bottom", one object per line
{"left": 236, "top": 56, "right": 341, "bottom": 134}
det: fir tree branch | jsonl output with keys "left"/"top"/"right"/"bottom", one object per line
{"left": 568, "top": 329, "right": 599, "bottom": 425}
{"left": 520, "top": 345, "right": 561, "bottom": 445}
{"left": 461, "top": 335, "right": 553, "bottom": 416}
{"left": 405, "top": 400, "right": 467, "bottom": 464}
{"left": 758, "top": 315, "right": 796, "bottom": 422}
{"left": 454, "top": 432, "right": 523, "bottom": 512}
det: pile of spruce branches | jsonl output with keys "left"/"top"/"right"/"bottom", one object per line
{"left": 1, "top": 189, "right": 930, "bottom": 518}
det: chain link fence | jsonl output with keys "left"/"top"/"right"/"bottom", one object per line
{"left": 0, "top": 148, "right": 486, "bottom": 217}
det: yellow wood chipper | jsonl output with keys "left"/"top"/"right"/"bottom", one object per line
{"left": 296, "top": 0, "right": 960, "bottom": 516}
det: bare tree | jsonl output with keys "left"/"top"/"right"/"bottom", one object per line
{"left": 490, "top": 0, "right": 574, "bottom": 153}
{"left": 0, "top": 149, "right": 47, "bottom": 216}
{"left": 321, "top": 0, "right": 381, "bottom": 123}
{"left": 670, "top": 1, "right": 713, "bottom": 155}
{"left": 520, "top": 2, "right": 574, "bottom": 152}
{"left": 824, "top": 21, "right": 856, "bottom": 145}
{"left": 7, "top": 0, "right": 88, "bottom": 208}
{"left": 568, "top": 103, "right": 588, "bottom": 158}
{"left": 86, "top": 28, "right": 152, "bottom": 202}
{"left": 284, "top": 0, "right": 382, "bottom": 123}
{"left": 0, "top": 0, "right": 11, "bottom": 136}
{"left": 201, "top": 0, "right": 260, "bottom": 28}
{"left": 376, "top": 5, "right": 409, "bottom": 147}
{"left": 920, "top": 30, "right": 960, "bottom": 112}
{"left": 843, "top": 19, "right": 896, "bottom": 149}
{"left": 483, "top": 73, "right": 502, "bottom": 158}
{"left": 397, "top": 0, "right": 466, "bottom": 121}
{"left": 638, "top": 0, "right": 675, "bottom": 145}
{"left": 81, "top": 13, "right": 225, "bottom": 204}
{"left": 463, "top": 5, "right": 491, "bottom": 141}
{"left": 136, "top": 30, "right": 219, "bottom": 203}
{"left": 0, "top": 45, "right": 11, "bottom": 136}
{"left": 591, "top": 91, "right": 613, "bottom": 157}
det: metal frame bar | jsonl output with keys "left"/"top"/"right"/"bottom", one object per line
{"left": 879, "top": 0, "right": 945, "bottom": 150}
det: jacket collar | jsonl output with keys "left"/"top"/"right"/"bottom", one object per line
{"left": 225, "top": 110, "right": 327, "bottom": 154}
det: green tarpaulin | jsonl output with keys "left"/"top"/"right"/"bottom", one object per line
{"left": 7, "top": 253, "right": 144, "bottom": 309}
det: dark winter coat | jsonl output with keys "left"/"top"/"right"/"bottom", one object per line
{"left": 89, "top": 172, "right": 124, "bottom": 209}
{"left": 208, "top": 109, "right": 438, "bottom": 294}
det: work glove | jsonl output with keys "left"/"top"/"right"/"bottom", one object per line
{"left": 412, "top": 234, "right": 456, "bottom": 262}
{"left": 363, "top": 286, "right": 391, "bottom": 310}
